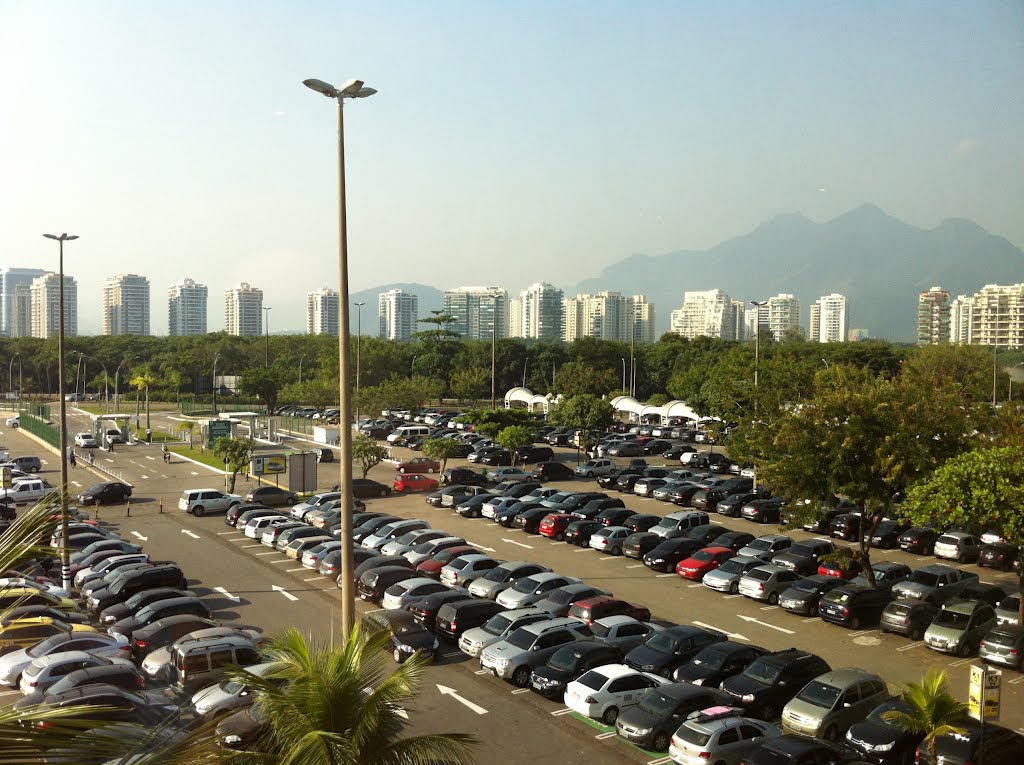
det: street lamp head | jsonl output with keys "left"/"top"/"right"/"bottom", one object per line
{"left": 338, "top": 78, "right": 365, "bottom": 95}
{"left": 303, "top": 78, "right": 339, "bottom": 97}
{"left": 43, "top": 233, "right": 79, "bottom": 241}
{"left": 304, "top": 78, "right": 376, "bottom": 101}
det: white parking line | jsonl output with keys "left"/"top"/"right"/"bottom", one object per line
{"left": 687, "top": 583, "right": 702, "bottom": 588}
{"left": 243, "top": 544, "right": 263, "bottom": 549}
{"left": 549, "top": 541, "right": 566, "bottom": 545}
{"left": 443, "top": 651, "right": 462, "bottom": 658}
{"left": 1008, "top": 676, "right": 1024, "bottom": 685}
{"left": 551, "top": 707, "right": 573, "bottom": 716}
{"left": 474, "top": 669, "right": 489, "bottom": 675}
{"left": 271, "top": 560, "right": 291, "bottom": 565}
{"left": 216, "top": 531, "right": 235, "bottom": 535}
{"left": 648, "top": 757, "right": 674, "bottom": 765}
{"left": 949, "top": 658, "right": 975, "bottom": 667}
{"left": 303, "top": 576, "right": 321, "bottom": 582}
{"left": 803, "top": 618, "right": 819, "bottom": 623}
{"left": 850, "top": 629, "right": 877, "bottom": 638}
{"left": 287, "top": 568, "right": 305, "bottom": 572}
{"left": 626, "top": 564, "right": 644, "bottom": 569}
{"left": 595, "top": 731, "right": 617, "bottom": 740}
{"left": 657, "top": 573, "right": 675, "bottom": 578}
{"left": 724, "top": 594, "right": 742, "bottom": 599}
{"left": 573, "top": 548, "right": 591, "bottom": 553}
{"left": 760, "top": 605, "right": 779, "bottom": 611}
{"left": 895, "top": 643, "right": 921, "bottom": 652}
{"left": 597, "top": 556, "right": 620, "bottom": 562}
{"left": 511, "top": 688, "right": 531, "bottom": 695}
{"left": 255, "top": 551, "right": 280, "bottom": 557}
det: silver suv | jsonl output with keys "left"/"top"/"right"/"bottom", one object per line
{"left": 178, "top": 489, "right": 243, "bottom": 517}
{"left": 738, "top": 565, "right": 802, "bottom": 605}
{"left": 458, "top": 607, "right": 550, "bottom": 658}
{"left": 781, "top": 668, "right": 889, "bottom": 739}
{"left": 467, "top": 561, "right": 551, "bottom": 600}
{"left": 479, "top": 617, "right": 592, "bottom": 687}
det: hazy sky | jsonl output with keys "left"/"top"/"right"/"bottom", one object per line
{"left": 2, "top": 1, "right": 1021, "bottom": 335}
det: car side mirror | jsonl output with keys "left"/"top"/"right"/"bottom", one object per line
{"left": 240, "top": 691, "right": 249, "bottom": 697}
{"left": 843, "top": 702, "right": 851, "bottom": 708}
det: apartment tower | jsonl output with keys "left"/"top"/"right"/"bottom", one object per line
{"left": 168, "top": 278, "right": 208, "bottom": 336}
{"left": 30, "top": 272, "right": 77, "bottom": 339}
{"left": 102, "top": 273, "right": 151, "bottom": 336}
{"left": 307, "top": 287, "right": 340, "bottom": 335}
{"left": 224, "top": 282, "right": 264, "bottom": 336}
{"left": 378, "top": 289, "right": 418, "bottom": 342}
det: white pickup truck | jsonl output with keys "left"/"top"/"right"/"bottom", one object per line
{"left": 0, "top": 478, "right": 58, "bottom": 505}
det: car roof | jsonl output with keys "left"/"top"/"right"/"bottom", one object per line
{"left": 31, "top": 650, "right": 98, "bottom": 667}
{"left": 812, "top": 668, "right": 881, "bottom": 687}
{"left": 595, "top": 615, "right": 641, "bottom": 628}
{"left": 520, "top": 617, "right": 580, "bottom": 635}
{"left": 583, "top": 663, "right": 638, "bottom": 681}
{"left": 942, "top": 599, "right": 990, "bottom": 614}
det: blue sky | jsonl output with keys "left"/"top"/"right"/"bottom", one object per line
{"left": 1, "top": 1, "right": 1021, "bottom": 334}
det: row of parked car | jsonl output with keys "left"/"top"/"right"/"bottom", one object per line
{"left": 0, "top": 514, "right": 278, "bottom": 754}
{"left": 226, "top": 490, "right": 1024, "bottom": 765}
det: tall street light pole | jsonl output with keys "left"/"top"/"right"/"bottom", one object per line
{"left": 749, "top": 300, "right": 768, "bottom": 492}
{"left": 355, "top": 302, "right": 364, "bottom": 425}
{"left": 304, "top": 76, "right": 376, "bottom": 640}
{"left": 263, "top": 307, "right": 272, "bottom": 367}
{"left": 9, "top": 353, "right": 18, "bottom": 400}
{"left": 212, "top": 352, "right": 222, "bottom": 416}
{"left": 114, "top": 357, "right": 134, "bottom": 414}
{"left": 43, "top": 232, "right": 77, "bottom": 592}
{"left": 96, "top": 360, "right": 109, "bottom": 414}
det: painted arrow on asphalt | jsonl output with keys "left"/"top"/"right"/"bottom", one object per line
{"left": 693, "top": 621, "right": 749, "bottom": 642}
{"left": 181, "top": 530, "right": 200, "bottom": 539}
{"left": 272, "top": 585, "right": 298, "bottom": 602}
{"left": 738, "top": 614, "right": 794, "bottom": 635}
{"left": 130, "top": 531, "right": 148, "bottom": 541}
{"left": 437, "top": 684, "right": 488, "bottom": 715}
{"left": 214, "top": 587, "right": 241, "bottom": 602}
{"left": 465, "top": 541, "right": 496, "bottom": 552}
{"left": 500, "top": 538, "right": 533, "bottom": 549}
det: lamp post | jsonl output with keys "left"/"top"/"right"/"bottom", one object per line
{"left": 491, "top": 316, "right": 497, "bottom": 410}
{"left": 71, "top": 352, "right": 84, "bottom": 401}
{"left": 263, "top": 307, "right": 272, "bottom": 366}
{"left": 749, "top": 300, "right": 768, "bottom": 492}
{"left": 298, "top": 353, "right": 307, "bottom": 384}
{"left": 303, "top": 75, "right": 376, "bottom": 639}
{"left": 629, "top": 321, "right": 636, "bottom": 397}
{"left": 821, "top": 358, "right": 830, "bottom": 370}
{"left": 621, "top": 358, "right": 626, "bottom": 392}
{"left": 114, "top": 357, "right": 135, "bottom": 414}
{"left": 212, "top": 352, "right": 222, "bottom": 416}
{"left": 355, "top": 302, "right": 364, "bottom": 425}
{"left": 8, "top": 353, "right": 18, "bottom": 400}
{"left": 43, "top": 232, "right": 77, "bottom": 593}
{"left": 96, "top": 360, "right": 109, "bottom": 414}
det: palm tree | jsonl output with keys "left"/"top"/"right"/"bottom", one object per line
{"left": 222, "top": 624, "right": 477, "bottom": 765}
{"left": 180, "top": 420, "right": 197, "bottom": 448}
{"left": 883, "top": 668, "right": 968, "bottom": 762}
{"left": 130, "top": 369, "right": 158, "bottom": 434}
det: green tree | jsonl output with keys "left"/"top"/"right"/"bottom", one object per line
{"left": 496, "top": 425, "right": 535, "bottom": 463}
{"left": 224, "top": 624, "right": 476, "bottom": 765}
{"left": 214, "top": 436, "right": 256, "bottom": 493}
{"left": 179, "top": 420, "right": 197, "bottom": 448}
{"left": 552, "top": 360, "right": 618, "bottom": 398}
{"left": 422, "top": 437, "right": 464, "bottom": 476}
{"left": 549, "top": 394, "right": 615, "bottom": 437}
{"left": 882, "top": 669, "right": 967, "bottom": 763}
{"left": 238, "top": 366, "right": 286, "bottom": 413}
{"left": 450, "top": 367, "right": 490, "bottom": 403}
{"left": 352, "top": 434, "right": 389, "bottom": 479}
{"left": 129, "top": 368, "right": 158, "bottom": 430}
{"left": 902, "top": 445, "right": 1024, "bottom": 619}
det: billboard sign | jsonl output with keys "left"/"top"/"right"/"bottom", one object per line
{"left": 968, "top": 664, "right": 1001, "bottom": 722}
{"left": 207, "top": 419, "right": 232, "bottom": 448}
{"left": 251, "top": 454, "right": 287, "bottom": 476}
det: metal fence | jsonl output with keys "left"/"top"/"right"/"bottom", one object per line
{"left": 278, "top": 415, "right": 314, "bottom": 436}
{"left": 180, "top": 399, "right": 266, "bottom": 416}
{"left": 18, "top": 411, "right": 60, "bottom": 449}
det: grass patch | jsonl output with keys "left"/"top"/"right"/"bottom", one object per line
{"left": 129, "top": 427, "right": 178, "bottom": 443}
{"left": 567, "top": 712, "right": 662, "bottom": 758}
{"left": 169, "top": 444, "right": 228, "bottom": 472}
{"left": 74, "top": 402, "right": 178, "bottom": 416}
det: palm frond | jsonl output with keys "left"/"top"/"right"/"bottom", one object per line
{"left": 0, "top": 494, "right": 63, "bottom": 576}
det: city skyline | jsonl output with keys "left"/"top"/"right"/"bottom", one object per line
{"left": 2, "top": 3, "right": 1021, "bottom": 335}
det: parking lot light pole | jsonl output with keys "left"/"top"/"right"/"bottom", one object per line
{"left": 212, "top": 352, "right": 222, "bottom": 416}
{"left": 749, "top": 300, "right": 768, "bottom": 492}
{"left": 303, "top": 76, "right": 376, "bottom": 640}
{"left": 43, "top": 232, "right": 78, "bottom": 592}
{"left": 355, "top": 302, "right": 364, "bottom": 426}
{"left": 8, "top": 353, "right": 18, "bottom": 400}
{"left": 263, "top": 307, "right": 272, "bottom": 367}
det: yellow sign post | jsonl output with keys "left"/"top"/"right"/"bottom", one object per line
{"left": 968, "top": 664, "right": 1001, "bottom": 722}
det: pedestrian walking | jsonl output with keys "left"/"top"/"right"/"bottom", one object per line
{"left": 68, "top": 450, "right": 77, "bottom": 469}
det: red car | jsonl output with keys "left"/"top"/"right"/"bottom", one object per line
{"left": 676, "top": 546, "right": 736, "bottom": 581}
{"left": 566, "top": 595, "right": 651, "bottom": 625}
{"left": 393, "top": 474, "right": 439, "bottom": 493}
{"left": 538, "top": 513, "right": 575, "bottom": 541}
{"left": 396, "top": 457, "right": 441, "bottom": 474}
{"left": 817, "top": 558, "right": 862, "bottom": 579}
{"left": 415, "top": 545, "right": 478, "bottom": 578}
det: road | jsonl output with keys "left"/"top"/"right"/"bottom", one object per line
{"left": 5, "top": 410, "right": 1024, "bottom": 757}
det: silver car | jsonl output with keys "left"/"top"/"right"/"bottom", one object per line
{"left": 457, "top": 607, "right": 550, "bottom": 658}
{"left": 0, "top": 632, "right": 129, "bottom": 687}
{"left": 141, "top": 627, "right": 263, "bottom": 681}
{"left": 495, "top": 573, "right": 580, "bottom": 610}
{"left": 380, "top": 529, "right": 447, "bottom": 557}
{"left": 479, "top": 617, "right": 592, "bottom": 687}
{"left": 190, "top": 662, "right": 277, "bottom": 719}
{"left": 781, "top": 668, "right": 889, "bottom": 739}
{"left": 736, "top": 534, "right": 793, "bottom": 561}
{"left": 404, "top": 537, "right": 466, "bottom": 567}
{"left": 737, "top": 565, "right": 803, "bottom": 605}
{"left": 467, "top": 561, "right": 551, "bottom": 601}
{"left": 702, "top": 556, "right": 762, "bottom": 594}
{"left": 670, "top": 708, "right": 781, "bottom": 765}
{"left": 380, "top": 578, "right": 451, "bottom": 610}
{"left": 440, "top": 555, "right": 501, "bottom": 588}
{"left": 590, "top": 616, "right": 663, "bottom": 651}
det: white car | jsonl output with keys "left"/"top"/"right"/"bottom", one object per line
{"left": 74, "top": 433, "right": 98, "bottom": 448}
{"left": 243, "top": 515, "right": 291, "bottom": 539}
{"left": 380, "top": 578, "right": 450, "bottom": 610}
{"left": 20, "top": 650, "right": 134, "bottom": 695}
{"left": 291, "top": 492, "right": 341, "bottom": 520}
{"left": 564, "top": 663, "right": 666, "bottom": 724}
{"left": 5, "top": 416, "right": 18, "bottom": 428}
{"left": 0, "top": 633, "right": 128, "bottom": 688}
{"left": 590, "top": 616, "right": 663, "bottom": 651}
{"left": 588, "top": 527, "right": 632, "bottom": 556}
{"left": 495, "top": 573, "right": 580, "bottom": 610}
{"left": 190, "top": 662, "right": 277, "bottom": 719}
{"left": 574, "top": 459, "right": 616, "bottom": 478}
{"left": 481, "top": 497, "right": 521, "bottom": 520}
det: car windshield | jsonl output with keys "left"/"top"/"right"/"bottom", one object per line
{"left": 716, "top": 559, "right": 749, "bottom": 575}
{"left": 548, "top": 648, "right": 584, "bottom": 672}
{"left": 394, "top": 621, "right": 426, "bottom": 636}
{"left": 482, "top": 614, "right": 514, "bottom": 636}
{"left": 825, "top": 591, "right": 852, "bottom": 604}
{"left": 645, "top": 632, "right": 681, "bottom": 654}
{"left": 933, "top": 610, "right": 971, "bottom": 629}
{"left": 575, "top": 670, "right": 609, "bottom": 691}
{"left": 691, "top": 647, "right": 728, "bottom": 669}
{"left": 867, "top": 700, "right": 910, "bottom": 726}
{"left": 512, "top": 577, "right": 541, "bottom": 594}
{"left": 792, "top": 579, "right": 824, "bottom": 593}
{"left": 909, "top": 571, "right": 940, "bottom": 587}
{"left": 135, "top": 605, "right": 157, "bottom": 621}
{"left": 690, "top": 550, "right": 715, "bottom": 563}
{"left": 796, "top": 680, "right": 842, "bottom": 708}
{"left": 748, "top": 539, "right": 774, "bottom": 551}
{"left": 504, "top": 628, "right": 536, "bottom": 651}
{"left": 546, "top": 589, "right": 579, "bottom": 605}
{"left": 221, "top": 679, "right": 245, "bottom": 694}
{"left": 744, "top": 658, "right": 783, "bottom": 684}
{"left": 674, "top": 725, "right": 712, "bottom": 747}
{"left": 412, "top": 541, "right": 437, "bottom": 553}
{"left": 483, "top": 567, "right": 513, "bottom": 583}
{"left": 655, "top": 517, "right": 678, "bottom": 529}
{"left": 787, "top": 545, "right": 815, "bottom": 558}
{"left": 638, "top": 690, "right": 680, "bottom": 716}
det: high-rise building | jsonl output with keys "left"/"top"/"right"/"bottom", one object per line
{"left": 969, "top": 284, "right": 1024, "bottom": 350}
{"left": 224, "top": 282, "right": 263, "bottom": 336}
{"left": 442, "top": 287, "right": 507, "bottom": 340}
{"left": 102, "top": 273, "right": 150, "bottom": 336}
{"left": 508, "top": 296, "right": 524, "bottom": 338}
{"left": 10, "top": 284, "right": 32, "bottom": 338}
{"left": 632, "top": 295, "right": 656, "bottom": 344}
{"left": 306, "top": 287, "right": 339, "bottom": 336}
{"left": 378, "top": 289, "right": 418, "bottom": 342}
{"left": 519, "top": 282, "right": 564, "bottom": 341}
{"left": 30, "top": 272, "right": 77, "bottom": 339}
{"left": 168, "top": 278, "right": 208, "bottom": 336}
{"left": 670, "top": 289, "right": 744, "bottom": 340}
{"left": 0, "top": 268, "right": 46, "bottom": 336}
{"left": 917, "top": 286, "right": 951, "bottom": 346}
{"left": 745, "top": 294, "right": 802, "bottom": 342}
{"left": 949, "top": 295, "right": 973, "bottom": 345}
{"left": 562, "top": 292, "right": 647, "bottom": 343}
{"left": 809, "top": 293, "right": 848, "bottom": 343}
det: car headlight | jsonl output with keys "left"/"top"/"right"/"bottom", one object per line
{"left": 691, "top": 678, "right": 704, "bottom": 686}
{"left": 398, "top": 644, "right": 415, "bottom": 653}
{"left": 431, "top": 639, "right": 439, "bottom": 650}
{"left": 741, "top": 693, "right": 755, "bottom": 703}
{"left": 224, "top": 735, "right": 242, "bottom": 745}
{"left": 869, "top": 741, "right": 895, "bottom": 752}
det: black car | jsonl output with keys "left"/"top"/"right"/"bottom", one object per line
{"left": 623, "top": 532, "right": 662, "bottom": 560}
{"left": 365, "top": 609, "right": 440, "bottom": 663}
{"left": 434, "top": 598, "right": 504, "bottom": 641}
{"left": 533, "top": 584, "right": 610, "bottom": 617}
{"left": 499, "top": 482, "right": 543, "bottom": 499}
{"left": 958, "top": 582, "right": 1008, "bottom": 608}
{"left": 595, "top": 507, "right": 636, "bottom": 527}
{"left": 716, "top": 492, "right": 761, "bottom": 518}
{"left": 529, "top": 642, "right": 624, "bottom": 699}
{"left": 598, "top": 469, "right": 642, "bottom": 490}
{"left": 669, "top": 483, "right": 708, "bottom": 506}
{"left": 531, "top": 461, "right": 575, "bottom": 482}
{"left": 845, "top": 699, "right": 925, "bottom": 765}
{"left": 741, "top": 735, "right": 853, "bottom": 765}
{"left": 741, "top": 497, "right": 786, "bottom": 523}
{"left": 425, "top": 486, "right": 466, "bottom": 508}
{"left": 830, "top": 513, "right": 870, "bottom": 542}
{"left": 715, "top": 531, "right": 756, "bottom": 552}
{"left": 351, "top": 516, "right": 402, "bottom": 544}
{"left": 720, "top": 649, "right": 832, "bottom": 721}
{"left": 615, "top": 473, "right": 647, "bottom": 493}
{"left": 495, "top": 500, "right": 545, "bottom": 528}
{"left": 454, "top": 494, "right": 492, "bottom": 519}
{"left": 479, "top": 449, "right": 513, "bottom": 466}
{"left": 643, "top": 538, "right": 702, "bottom": 572}
{"left": 406, "top": 589, "right": 471, "bottom": 630}
{"left": 778, "top": 575, "right": 848, "bottom": 616}
{"left": 818, "top": 584, "right": 892, "bottom": 628}
{"left": 129, "top": 615, "right": 220, "bottom": 659}
{"left": 772, "top": 539, "right": 837, "bottom": 576}
{"left": 978, "top": 543, "right": 1020, "bottom": 572}
{"left": 357, "top": 566, "right": 420, "bottom": 604}
{"left": 108, "top": 596, "right": 211, "bottom": 639}
{"left": 663, "top": 443, "right": 696, "bottom": 460}
{"left": 686, "top": 523, "right": 729, "bottom": 547}
{"left": 547, "top": 491, "right": 607, "bottom": 513}
{"left": 99, "top": 587, "right": 194, "bottom": 626}
{"left": 572, "top": 497, "right": 625, "bottom": 520}
{"left": 441, "top": 468, "right": 487, "bottom": 487}
{"left": 351, "top": 555, "right": 413, "bottom": 584}
{"left": 564, "top": 520, "right": 604, "bottom": 547}
{"left": 615, "top": 683, "right": 733, "bottom": 752}
{"left": 228, "top": 504, "right": 274, "bottom": 527}
{"left": 351, "top": 478, "right": 392, "bottom": 498}
{"left": 217, "top": 705, "right": 265, "bottom": 749}
{"left": 624, "top": 626, "right": 728, "bottom": 678}
{"left": 28, "top": 684, "right": 176, "bottom": 725}
{"left": 897, "top": 527, "right": 939, "bottom": 555}
{"left": 318, "top": 547, "right": 377, "bottom": 578}
{"left": 512, "top": 506, "right": 553, "bottom": 534}
{"left": 800, "top": 506, "right": 846, "bottom": 534}
{"left": 244, "top": 486, "right": 298, "bottom": 507}
{"left": 870, "top": 520, "right": 911, "bottom": 549}
{"left": 623, "top": 513, "right": 661, "bottom": 533}
{"left": 915, "top": 722, "right": 1024, "bottom": 765}
{"left": 672, "top": 642, "right": 769, "bottom": 686}
{"left": 77, "top": 482, "right": 132, "bottom": 506}
{"left": 516, "top": 445, "right": 554, "bottom": 464}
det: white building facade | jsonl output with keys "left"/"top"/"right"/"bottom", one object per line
{"left": 809, "top": 293, "right": 848, "bottom": 343}
{"left": 442, "top": 286, "right": 507, "bottom": 340}
{"left": 30, "top": 272, "right": 77, "bottom": 339}
{"left": 518, "top": 282, "right": 564, "bottom": 341}
{"left": 102, "top": 273, "right": 151, "bottom": 336}
{"left": 378, "top": 289, "right": 418, "bottom": 342}
{"left": 224, "top": 282, "right": 263, "bottom": 336}
{"left": 670, "top": 289, "right": 744, "bottom": 340}
{"left": 307, "top": 287, "right": 339, "bottom": 336}
{"left": 168, "top": 278, "right": 208, "bottom": 336}
{"left": 0, "top": 268, "right": 46, "bottom": 336}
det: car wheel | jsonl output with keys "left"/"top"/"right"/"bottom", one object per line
{"left": 653, "top": 732, "right": 670, "bottom": 752}
{"left": 611, "top": 546, "right": 621, "bottom": 556}
{"left": 30, "top": 466, "right": 39, "bottom": 473}
{"left": 555, "top": 532, "right": 564, "bottom": 541}
{"left": 730, "top": 581, "right": 739, "bottom": 595}
{"left": 958, "top": 552, "right": 967, "bottom": 563}
{"left": 767, "top": 591, "right": 779, "bottom": 605}
{"left": 193, "top": 506, "right": 204, "bottom": 516}
{"left": 848, "top": 616, "right": 860, "bottom": 630}
{"left": 958, "top": 642, "right": 972, "bottom": 658}
{"left": 394, "top": 648, "right": 404, "bottom": 663}
{"left": 511, "top": 666, "right": 531, "bottom": 688}
{"left": 809, "top": 603, "right": 819, "bottom": 617}
{"left": 380, "top": 488, "right": 388, "bottom": 497}
{"left": 427, "top": 467, "right": 435, "bottom": 473}
{"left": 602, "top": 706, "right": 619, "bottom": 725}
{"left": 821, "top": 726, "right": 837, "bottom": 742}
{"left": 910, "top": 627, "right": 923, "bottom": 641}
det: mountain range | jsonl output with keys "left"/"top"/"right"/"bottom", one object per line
{"left": 353, "top": 205, "right": 1024, "bottom": 341}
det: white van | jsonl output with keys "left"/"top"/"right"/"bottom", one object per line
{"left": 387, "top": 425, "right": 431, "bottom": 445}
